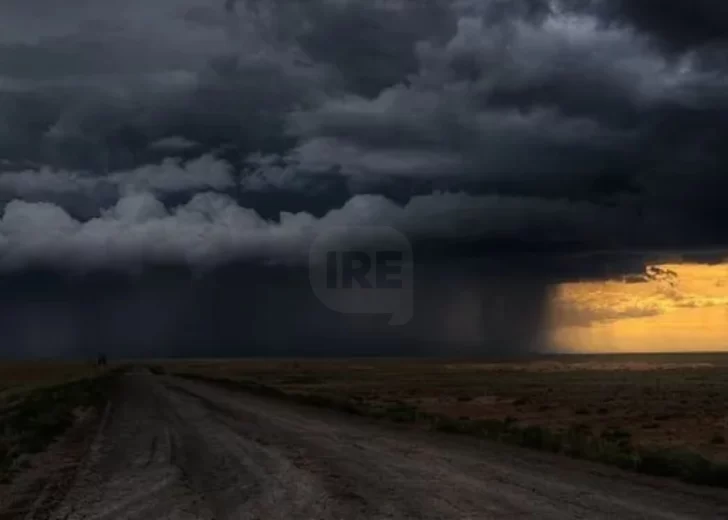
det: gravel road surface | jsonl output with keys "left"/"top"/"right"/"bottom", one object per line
{"left": 38, "top": 371, "right": 728, "bottom": 519}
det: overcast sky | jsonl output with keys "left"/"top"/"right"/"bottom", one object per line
{"left": 0, "top": 0, "right": 726, "bottom": 357}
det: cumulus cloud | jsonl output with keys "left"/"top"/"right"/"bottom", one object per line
{"left": 0, "top": 154, "right": 233, "bottom": 201}
{"left": 0, "top": 0, "right": 726, "bottom": 263}
{"left": 0, "top": 188, "right": 642, "bottom": 271}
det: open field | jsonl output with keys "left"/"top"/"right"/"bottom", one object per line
{"left": 27, "top": 370, "right": 728, "bottom": 519}
{"left": 0, "top": 361, "right": 105, "bottom": 399}
{"left": 1, "top": 366, "right": 727, "bottom": 519}
{"left": 1, "top": 355, "right": 726, "bottom": 518}
{"left": 166, "top": 353, "right": 728, "bottom": 486}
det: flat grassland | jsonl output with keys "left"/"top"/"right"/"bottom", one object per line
{"left": 167, "top": 353, "right": 728, "bottom": 486}
{"left": 0, "top": 361, "right": 102, "bottom": 396}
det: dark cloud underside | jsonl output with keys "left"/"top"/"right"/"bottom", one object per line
{"left": 0, "top": 0, "right": 726, "bottom": 356}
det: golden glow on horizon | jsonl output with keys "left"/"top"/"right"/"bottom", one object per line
{"left": 551, "top": 262, "right": 728, "bottom": 353}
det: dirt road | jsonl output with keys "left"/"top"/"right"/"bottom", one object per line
{"left": 39, "top": 371, "right": 728, "bottom": 519}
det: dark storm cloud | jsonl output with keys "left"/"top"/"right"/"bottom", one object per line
{"left": 0, "top": 0, "right": 726, "bottom": 255}
{"left": 0, "top": 1, "right": 725, "bottom": 211}
{"left": 0, "top": 261, "right": 555, "bottom": 359}
{"left": 594, "top": 1, "right": 728, "bottom": 52}
{"left": 0, "top": 190, "right": 640, "bottom": 271}
{"left": 295, "top": 0, "right": 456, "bottom": 97}
{"left": 0, "top": 0, "right": 727, "bottom": 357}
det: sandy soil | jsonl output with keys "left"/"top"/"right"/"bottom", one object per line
{"left": 23, "top": 370, "right": 728, "bottom": 520}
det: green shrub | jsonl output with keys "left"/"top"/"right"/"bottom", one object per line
{"left": 636, "top": 449, "right": 728, "bottom": 486}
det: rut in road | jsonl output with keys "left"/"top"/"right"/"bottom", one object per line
{"left": 48, "top": 371, "right": 728, "bottom": 520}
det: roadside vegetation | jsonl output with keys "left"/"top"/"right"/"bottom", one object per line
{"left": 0, "top": 366, "right": 118, "bottom": 483}
{"left": 0, "top": 362, "right": 103, "bottom": 397}
{"left": 164, "top": 354, "right": 728, "bottom": 488}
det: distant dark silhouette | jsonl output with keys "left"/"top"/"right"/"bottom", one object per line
{"left": 97, "top": 353, "right": 108, "bottom": 367}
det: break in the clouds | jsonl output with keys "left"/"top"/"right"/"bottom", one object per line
{"left": 0, "top": 0, "right": 727, "bottom": 265}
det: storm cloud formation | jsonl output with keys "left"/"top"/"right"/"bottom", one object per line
{"left": 0, "top": 0, "right": 726, "bottom": 357}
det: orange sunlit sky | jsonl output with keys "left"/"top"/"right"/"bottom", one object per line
{"left": 550, "top": 261, "right": 728, "bottom": 353}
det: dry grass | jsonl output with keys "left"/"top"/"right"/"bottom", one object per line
{"left": 0, "top": 361, "right": 104, "bottom": 399}
{"left": 165, "top": 353, "right": 728, "bottom": 486}
{"left": 0, "top": 362, "right": 117, "bottom": 483}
